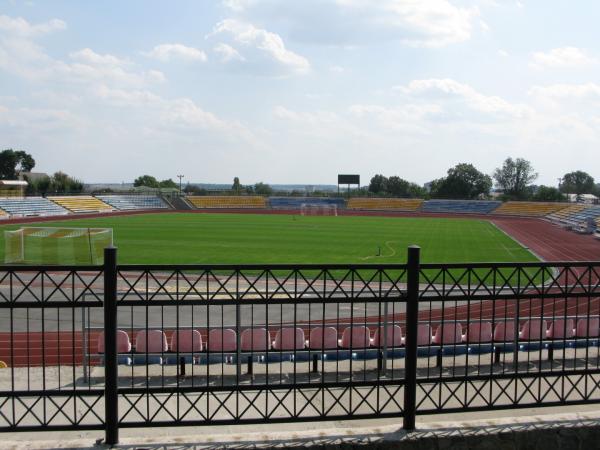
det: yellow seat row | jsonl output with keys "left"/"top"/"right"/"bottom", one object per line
{"left": 550, "top": 204, "right": 587, "bottom": 218}
{"left": 347, "top": 198, "right": 423, "bottom": 211}
{"left": 187, "top": 196, "right": 267, "bottom": 209}
{"left": 493, "top": 201, "right": 569, "bottom": 217}
{"left": 49, "top": 196, "right": 113, "bottom": 213}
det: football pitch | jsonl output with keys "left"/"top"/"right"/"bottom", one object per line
{"left": 0, "top": 212, "right": 539, "bottom": 265}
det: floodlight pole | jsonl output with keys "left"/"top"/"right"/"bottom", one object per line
{"left": 177, "top": 174, "right": 184, "bottom": 194}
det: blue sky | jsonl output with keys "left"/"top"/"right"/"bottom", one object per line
{"left": 1, "top": 1, "right": 599, "bottom": 186}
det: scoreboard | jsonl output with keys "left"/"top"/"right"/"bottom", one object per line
{"left": 338, "top": 174, "right": 360, "bottom": 185}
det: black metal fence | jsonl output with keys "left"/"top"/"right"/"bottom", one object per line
{"left": 1, "top": 247, "right": 600, "bottom": 445}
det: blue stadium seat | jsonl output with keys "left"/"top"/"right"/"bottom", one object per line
{"left": 422, "top": 200, "right": 501, "bottom": 214}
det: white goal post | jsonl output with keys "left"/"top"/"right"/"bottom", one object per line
{"left": 300, "top": 203, "right": 338, "bottom": 216}
{"left": 4, "top": 227, "right": 113, "bottom": 265}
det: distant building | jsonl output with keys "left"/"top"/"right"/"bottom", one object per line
{"left": 566, "top": 193, "right": 598, "bottom": 204}
{"left": 0, "top": 179, "right": 28, "bottom": 196}
{"left": 19, "top": 172, "right": 49, "bottom": 182}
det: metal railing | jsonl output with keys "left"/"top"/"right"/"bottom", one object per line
{"left": 1, "top": 247, "right": 600, "bottom": 446}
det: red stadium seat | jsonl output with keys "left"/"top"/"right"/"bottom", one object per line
{"left": 273, "top": 327, "right": 305, "bottom": 350}
{"left": 433, "top": 323, "right": 463, "bottom": 344}
{"left": 547, "top": 319, "right": 575, "bottom": 339}
{"left": 308, "top": 327, "right": 338, "bottom": 349}
{"left": 170, "top": 329, "right": 203, "bottom": 352}
{"left": 576, "top": 318, "right": 600, "bottom": 337}
{"left": 464, "top": 322, "right": 492, "bottom": 343}
{"left": 340, "top": 326, "right": 371, "bottom": 349}
{"left": 519, "top": 320, "right": 548, "bottom": 340}
{"left": 417, "top": 324, "right": 433, "bottom": 345}
{"left": 241, "top": 328, "right": 271, "bottom": 351}
{"left": 493, "top": 322, "right": 515, "bottom": 342}
{"left": 135, "top": 330, "right": 168, "bottom": 353}
{"left": 372, "top": 325, "right": 403, "bottom": 347}
{"left": 207, "top": 328, "right": 237, "bottom": 352}
{"left": 97, "top": 330, "right": 131, "bottom": 354}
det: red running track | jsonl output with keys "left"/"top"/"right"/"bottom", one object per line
{"left": 1, "top": 216, "right": 599, "bottom": 367}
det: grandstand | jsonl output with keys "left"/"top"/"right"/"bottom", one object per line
{"left": 96, "top": 195, "right": 169, "bottom": 210}
{"left": 422, "top": 199, "right": 501, "bottom": 214}
{"left": 567, "top": 205, "right": 600, "bottom": 230}
{"left": 187, "top": 195, "right": 267, "bottom": 209}
{"left": 493, "top": 201, "right": 569, "bottom": 217}
{"left": 546, "top": 204, "right": 587, "bottom": 226}
{"left": 0, "top": 197, "right": 69, "bottom": 217}
{"left": 269, "top": 197, "right": 345, "bottom": 210}
{"left": 347, "top": 198, "right": 423, "bottom": 211}
{"left": 49, "top": 196, "right": 113, "bottom": 213}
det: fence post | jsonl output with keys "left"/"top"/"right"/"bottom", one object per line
{"left": 103, "top": 247, "right": 119, "bottom": 445}
{"left": 403, "top": 245, "right": 420, "bottom": 431}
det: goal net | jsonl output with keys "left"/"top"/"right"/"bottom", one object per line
{"left": 4, "top": 227, "right": 113, "bottom": 265}
{"left": 300, "top": 204, "right": 338, "bottom": 216}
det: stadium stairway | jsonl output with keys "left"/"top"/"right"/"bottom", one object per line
{"left": 168, "top": 195, "right": 194, "bottom": 210}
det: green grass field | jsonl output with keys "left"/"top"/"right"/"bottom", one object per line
{"left": 0, "top": 212, "right": 539, "bottom": 265}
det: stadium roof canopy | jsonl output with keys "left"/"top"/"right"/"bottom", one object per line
{"left": 0, "top": 180, "right": 28, "bottom": 186}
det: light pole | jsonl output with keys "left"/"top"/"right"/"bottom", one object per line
{"left": 177, "top": 174, "right": 184, "bottom": 194}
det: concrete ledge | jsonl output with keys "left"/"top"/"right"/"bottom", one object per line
{"left": 4, "top": 411, "right": 600, "bottom": 449}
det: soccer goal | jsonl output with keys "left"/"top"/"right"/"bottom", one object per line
{"left": 300, "top": 204, "right": 338, "bottom": 216}
{"left": 4, "top": 227, "right": 113, "bottom": 265}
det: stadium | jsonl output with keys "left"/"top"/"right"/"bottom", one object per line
{"left": 3, "top": 2, "right": 600, "bottom": 447}
{"left": 1, "top": 190, "right": 600, "bottom": 444}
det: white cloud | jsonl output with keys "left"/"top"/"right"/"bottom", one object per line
{"left": 0, "top": 17, "right": 165, "bottom": 86}
{"left": 143, "top": 43, "right": 207, "bottom": 62}
{"left": 0, "top": 14, "right": 65, "bottom": 37}
{"left": 352, "top": 0, "right": 479, "bottom": 47}
{"left": 530, "top": 47, "right": 597, "bottom": 69}
{"left": 223, "top": 0, "right": 480, "bottom": 48}
{"left": 69, "top": 48, "right": 129, "bottom": 66}
{"left": 208, "top": 19, "right": 309, "bottom": 74}
{"left": 394, "top": 78, "right": 531, "bottom": 118}
{"left": 213, "top": 42, "right": 245, "bottom": 62}
{"left": 0, "top": 103, "right": 82, "bottom": 132}
{"left": 529, "top": 83, "right": 600, "bottom": 100}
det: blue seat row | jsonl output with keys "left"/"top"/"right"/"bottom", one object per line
{"left": 268, "top": 197, "right": 345, "bottom": 209}
{"left": 422, "top": 200, "right": 501, "bottom": 214}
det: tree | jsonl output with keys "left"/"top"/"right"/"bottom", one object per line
{"left": 386, "top": 176, "right": 411, "bottom": 197}
{"left": 158, "top": 178, "right": 177, "bottom": 189}
{"left": 232, "top": 177, "right": 241, "bottom": 194}
{"left": 532, "top": 186, "right": 566, "bottom": 202}
{"left": 50, "top": 171, "right": 83, "bottom": 193}
{"left": 407, "top": 183, "right": 427, "bottom": 198}
{"left": 0, "top": 149, "right": 36, "bottom": 179}
{"left": 133, "top": 175, "right": 159, "bottom": 188}
{"left": 560, "top": 171, "right": 595, "bottom": 195}
{"left": 24, "top": 175, "right": 51, "bottom": 195}
{"left": 493, "top": 157, "right": 538, "bottom": 200}
{"left": 430, "top": 163, "right": 492, "bottom": 199}
{"left": 254, "top": 182, "right": 273, "bottom": 195}
{"left": 368, "top": 175, "right": 388, "bottom": 194}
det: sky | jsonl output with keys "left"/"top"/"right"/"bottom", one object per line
{"left": 0, "top": 1, "right": 599, "bottom": 186}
